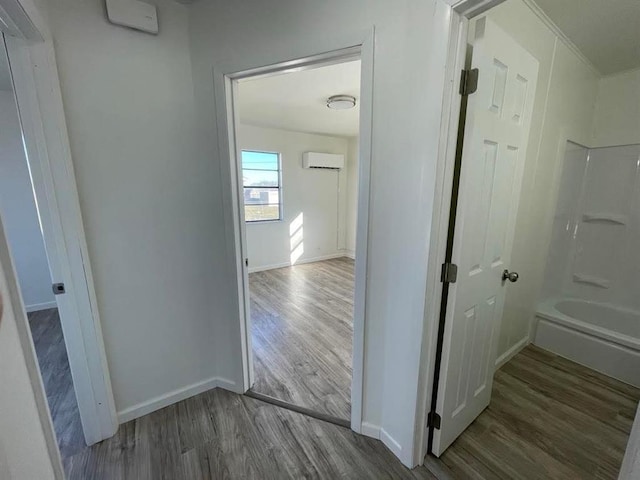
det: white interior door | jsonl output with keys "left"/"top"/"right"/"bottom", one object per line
{"left": 432, "top": 17, "right": 539, "bottom": 456}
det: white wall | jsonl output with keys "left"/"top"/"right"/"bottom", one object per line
{"left": 41, "top": 0, "right": 454, "bottom": 462}
{"left": 43, "top": 0, "right": 225, "bottom": 419}
{"left": 189, "top": 0, "right": 451, "bottom": 465}
{"left": 482, "top": 0, "right": 600, "bottom": 363}
{"left": 346, "top": 137, "right": 359, "bottom": 256}
{"left": 239, "top": 125, "right": 351, "bottom": 271}
{"left": 0, "top": 91, "right": 54, "bottom": 312}
{"left": 591, "top": 68, "right": 640, "bottom": 148}
{"left": 0, "top": 220, "right": 58, "bottom": 479}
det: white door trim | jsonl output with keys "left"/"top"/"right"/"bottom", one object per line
{"left": 214, "top": 29, "right": 375, "bottom": 434}
{"left": 414, "top": 0, "right": 507, "bottom": 466}
{"left": 1, "top": 0, "right": 118, "bottom": 448}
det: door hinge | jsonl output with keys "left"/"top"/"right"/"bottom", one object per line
{"left": 427, "top": 411, "right": 441, "bottom": 430}
{"left": 460, "top": 68, "right": 479, "bottom": 96}
{"left": 441, "top": 262, "right": 458, "bottom": 284}
{"left": 52, "top": 283, "right": 66, "bottom": 295}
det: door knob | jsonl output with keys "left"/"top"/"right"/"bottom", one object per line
{"left": 502, "top": 270, "right": 519, "bottom": 283}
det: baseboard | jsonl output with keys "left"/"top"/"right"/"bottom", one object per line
{"left": 495, "top": 336, "right": 529, "bottom": 370}
{"left": 343, "top": 249, "right": 356, "bottom": 259}
{"left": 380, "top": 427, "right": 403, "bottom": 459}
{"left": 25, "top": 301, "right": 57, "bottom": 313}
{"left": 360, "top": 421, "right": 381, "bottom": 439}
{"left": 215, "top": 376, "right": 242, "bottom": 394}
{"left": 248, "top": 260, "right": 291, "bottom": 273}
{"left": 248, "top": 252, "right": 350, "bottom": 273}
{"left": 117, "top": 377, "right": 236, "bottom": 424}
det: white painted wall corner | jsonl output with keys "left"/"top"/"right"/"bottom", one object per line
{"left": 117, "top": 377, "right": 239, "bottom": 424}
{"left": 494, "top": 335, "right": 529, "bottom": 370}
{"left": 360, "top": 421, "right": 381, "bottom": 439}
{"left": 380, "top": 427, "right": 403, "bottom": 460}
{"left": 248, "top": 252, "right": 351, "bottom": 273}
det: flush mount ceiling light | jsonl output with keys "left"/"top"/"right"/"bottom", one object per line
{"left": 326, "top": 95, "right": 356, "bottom": 110}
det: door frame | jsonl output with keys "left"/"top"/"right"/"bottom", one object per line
{"left": 214, "top": 31, "right": 375, "bottom": 433}
{"left": 415, "top": 0, "right": 508, "bottom": 464}
{"left": 0, "top": 0, "right": 118, "bottom": 449}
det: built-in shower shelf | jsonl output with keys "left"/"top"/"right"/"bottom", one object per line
{"left": 582, "top": 213, "right": 627, "bottom": 225}
{"left": 573, "top": 273, "right": 610, "bottom": 289}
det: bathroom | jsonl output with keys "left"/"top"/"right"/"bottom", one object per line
{"left": 536, "top": 139, "right": 640, "bottom": 387}
{"left": 481, "top": 3, "right": 640, "bottom": 389}
{"left": 471, "top": 0, "right": 640, "bottom": 391}
{"left": 433, "top": 1, "right": 640, "bottom": 476}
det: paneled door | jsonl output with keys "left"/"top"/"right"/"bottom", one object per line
{"left": 431, "top": 17, "right": 539, "bottom": 455}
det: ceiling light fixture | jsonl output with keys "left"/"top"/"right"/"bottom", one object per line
{"left": 326, "top": 95, "right": 356, "bottom": 110}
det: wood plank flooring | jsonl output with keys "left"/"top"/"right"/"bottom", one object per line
{"left": 63, "top": 387, "right": 439, "bottom": 479}
{"left": 249, "top": 257, "right": 354, "bottom": 421}
{"left": 55, "top": 321, "right": 638, "bottom": 478}
{"left": 29, "top": 280, "right": 639, "bottom": 478}
{"left": 28, "top": 308, "right": 85, "bottom": 459}
{"left": 439, "top": 344, "right": 640, "bottom": 479}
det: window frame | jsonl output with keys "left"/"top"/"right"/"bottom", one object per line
{"left": 241, "top": 149, "right": 283, "bottom": 223}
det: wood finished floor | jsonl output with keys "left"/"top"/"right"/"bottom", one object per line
{"left": 55, "top": 326, "right": 639, "bottom": 478}
{"left": 439, "top": 344, "right": 640, "bottom": 479}
{"left": 249, "top": 257, "right": 354, "bottom": 421}
{"left": 63, "top": 387, "right": 439, "bottom": 480}
{"left": 28, "top": 308, "right": 85, "bottom": 459}
{"left": 29, "top": 284, "right": 639, "bottom": 478}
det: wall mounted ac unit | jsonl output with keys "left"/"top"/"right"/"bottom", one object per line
{"left": 302, "top": 152, "right": 345, "bottom": 170}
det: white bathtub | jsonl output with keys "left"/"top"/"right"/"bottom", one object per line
{"left": 535, "top": 298, "right": 640, "bottom": 387}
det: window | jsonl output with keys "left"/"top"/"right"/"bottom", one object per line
{"left": 241, "top": 150, "right": 282, "bottom": 222}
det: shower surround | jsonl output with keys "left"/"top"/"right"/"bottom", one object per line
{"left": 535, "top": 142, "right": 640, "bottom": 386}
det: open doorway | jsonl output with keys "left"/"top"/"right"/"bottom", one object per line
{"left": 0, "top": 34, "right": 85, "bottom": 459}
{"left": 428, "top": 0, "right": 640, "bottom": 477}
{"left": 232, "top": 58, "right": 361, "bottom": 424}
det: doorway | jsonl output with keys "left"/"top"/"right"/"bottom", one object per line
{"left": 428, "top": 0, "right": 640, "bottom": 477}
{"left": 0, "top": 3, "right": 117, "bottom": 463}
{"left": 224, "top": 51, "right": 369, "bottom": 427}
{"left": 0, "top": 33, "right": 85, "bottom": 459}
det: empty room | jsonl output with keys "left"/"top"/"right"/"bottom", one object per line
{"left": 235, "top": 59, "right": 361, "bottom": 424}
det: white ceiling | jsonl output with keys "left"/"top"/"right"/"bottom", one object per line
{"left": 534, "top": 0, "right": 640, "bottom": 75}
{"left": 238, "top": 60, "right": 361, "bottom": 138}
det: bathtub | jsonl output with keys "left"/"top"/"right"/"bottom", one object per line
{"left": 535, "top": 298, "right": 640, "bottom": 387}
